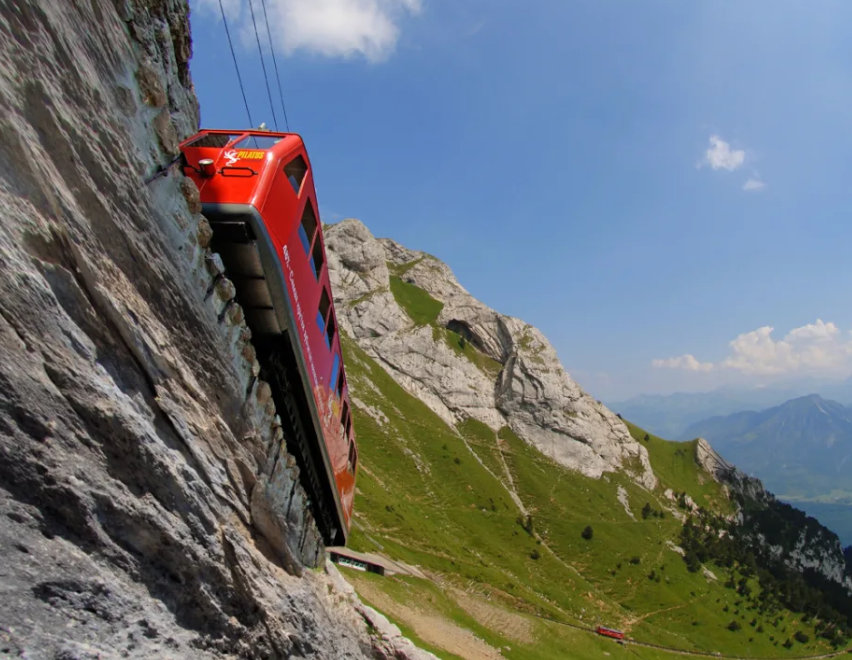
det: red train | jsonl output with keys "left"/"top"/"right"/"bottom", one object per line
{"left": 179, "top": 129, "right": 356, "bottom": 545}
{"left": 596, "top": 626, "right": 625, "bottom": 640}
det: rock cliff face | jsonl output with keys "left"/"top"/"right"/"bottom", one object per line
{"left": 0, "top": 1, "right": 432, "bottom": 657}
{"left": 325, "top": 219, "right": 656, "bottom": 489}
{"left": 696, "top": 440, "right": 852, "bottom": 592}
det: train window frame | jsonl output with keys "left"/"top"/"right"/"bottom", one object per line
{"left": 283, "top": 155, "right": 308, "bottom": 194}
{"left": 336, "top": 369, "right": 345, "bottom": 399}
{"left": 348, "top": 441, "right": 358, "bottom": 474}
{"left": 298, "top": 200, "right": 318, "bottom": 257}
{"left": 325, "top": 312, "right": 337, "bottom": 350}
{"left": 340, "top": 401, "right": 349, "bottom": 439}
{"left": 310, "top": 233, "right": 325, "bottom": 281}
{"left": 317, "top": 288, "right": 333, "bottom": 348}
{"left": 330, "top": 353, "right": 341, "bottom": 392}
{"left": 185, "top": 132, "right": 242, "bottom": 149}
{"left": 233, "top": 134, "right": 283, "bottom": 150}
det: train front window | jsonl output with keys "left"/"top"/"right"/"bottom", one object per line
{"left": 185, "top": 132, "right": 242, "bottom": 148}
{"left": 233, "top": 134, "right": 283, "bottom": 150}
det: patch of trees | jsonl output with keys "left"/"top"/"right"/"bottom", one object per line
{"left": 517, "top": 514, "right": 535, "bottom": 537}
{"left": 641, "top": 502, "right": 666, "bottom": 520}
{"left": 677, "top": 505, "right": 852, "bottom": 647}
{"left": 581, "top": 525, "right": 594, "bottom": 541}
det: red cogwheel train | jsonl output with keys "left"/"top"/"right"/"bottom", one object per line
{"left": 596, "top": 626, "right": 625, "bottom": 641}
{"left": 179, "top": 129, "right": 356, "bottom": 545}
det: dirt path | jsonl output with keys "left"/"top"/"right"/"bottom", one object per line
{"left": 351, "top": 577, "right": 504, "bottom": 660}
{"left": 626, "top": 604, "right": 688, "bottom": 627}
{"left": 450, "top": 588, "right": 534, "bottom": 645}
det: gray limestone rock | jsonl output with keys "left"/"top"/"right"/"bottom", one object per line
{"left": 326, "top": 219, "right": 656, "bottom": 488}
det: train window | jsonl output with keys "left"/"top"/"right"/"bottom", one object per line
{"left": 298, "top": 201, "right": 317, "bottom": 256}
{"left": 348, "top": 441, "right": 357, "bottom": 474}
{"left": 325, "top": 313, "right": 337, "bottom": 350}
{"left": 185, "top": 133, "right": 241, "bottom": 148}
{"left": 310, "top": 234, "right": 325, "bottom": 280}
{"left": 340, "top": 401, "right": 349, "bottom": 437}
{"left": 336, "top": 369, "right": 345, "bottom": 399}
{"left": 318, "top": 287, "right": 331, "bottom": 323}
{"left": 330, "top": 353, "right": 340, "bottom": 391}
{"left": 284, "top": 155, "right": 308, "bottom": 194}
{"left": 234, "top": 134, "right": 283, "bottom": 150}
{"left": 345, "top": 413, "right": 352, "bottom": 440}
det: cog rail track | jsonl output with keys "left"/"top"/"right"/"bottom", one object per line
{"left": 526, "top": 611, "right": 851, "bottom": 660}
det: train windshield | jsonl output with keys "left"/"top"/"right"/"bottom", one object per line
{"left": 184, "top": 133, "right": 242, "bottom": 148}
{"left": 233, "top": 134, "right": 285, "bottom": 150}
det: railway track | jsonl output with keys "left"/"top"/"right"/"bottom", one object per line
{"left": 527, "top": 611, "right": 852, "bottom": 660}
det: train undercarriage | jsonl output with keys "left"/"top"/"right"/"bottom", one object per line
{"left": 203, "top": 205, "right": 342, "bottom": 546}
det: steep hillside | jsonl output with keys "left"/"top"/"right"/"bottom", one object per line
{"left": 326, "top": 220, "right": 655, "bottom": 489}
{"left": 326, "top": 220, "right": 852, "bottom": 660}
{"left": 684, "top": 395, "right": 852, "bottom": 502}
{"left": 0, "top": 2, "right": 432, "bottom": 658}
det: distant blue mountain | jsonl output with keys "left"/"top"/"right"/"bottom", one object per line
{"left": 683, "top": 394, "right": 852, "bottom": 546}
{"left": 608, "top": 386, "right": 802, "bottom": 440}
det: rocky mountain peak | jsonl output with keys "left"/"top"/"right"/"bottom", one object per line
{"left": 325, "top": 219, "right": 656, "bottom": 489}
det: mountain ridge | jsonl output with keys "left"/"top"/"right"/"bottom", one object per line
{"left": 325, "top": 218, "right": 656, "bottom": 489}
{"left": 608, "top": 387, "right": 806, "bottom": 440}
{"left": 683, "top": 394, "right": 852, "bottom": 501}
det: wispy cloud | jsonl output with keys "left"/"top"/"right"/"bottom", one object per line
{"left": 197, "top": 0, "right": 423, "bottom": 62}
{"left": 742, "top": 177, "right": 766, "bottom": 192}
{"left": 698, "top": 135, "right": 746, "bottom": 171}
{"left": 652, "top": 320, "right": 852, "bottom": 377}
{"left": 652, "top": 355, "right": 715, "bottom": 372}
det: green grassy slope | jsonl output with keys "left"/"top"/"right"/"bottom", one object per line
{"left": 340, "top": 331, "right": 841, "bottom": 660}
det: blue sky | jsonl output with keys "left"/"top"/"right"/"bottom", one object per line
{"left": 187, "top": 0, "right": 852, "bottom": 400}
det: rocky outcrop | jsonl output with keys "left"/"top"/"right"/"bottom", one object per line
{"left": 0, "top": 1, "right": 429, "bottom": 657}
{"left": 326, "top": 219, "right": 656, "bottom": 488}
{"left": 695, "top": 440, "right": 852, "bottom": 592}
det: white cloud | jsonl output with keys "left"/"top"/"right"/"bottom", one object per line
{"left": 699, "top": 135, "right": 746, "bottom": 171}
{"left": 742, "top": 178, "right": 766, "bottom": 191}
{"left": 197, "top": 0, "right": 422, "bottom": 62}
{"left": 652, "top": 320, "right": 852, "bottom": 378}
{"left": 652, "top": 355, "right": 715, "bottom": 372}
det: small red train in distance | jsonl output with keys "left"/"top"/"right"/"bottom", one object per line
{"left": 596, "top": 626, "right": 625, "bottom": 640}
{"left": 179, "top": 129, "right": 356, "bottom": 546}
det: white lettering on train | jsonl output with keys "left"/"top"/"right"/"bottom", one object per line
{"left": 282, "top": 245, "right": 321, "bottom": 398}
